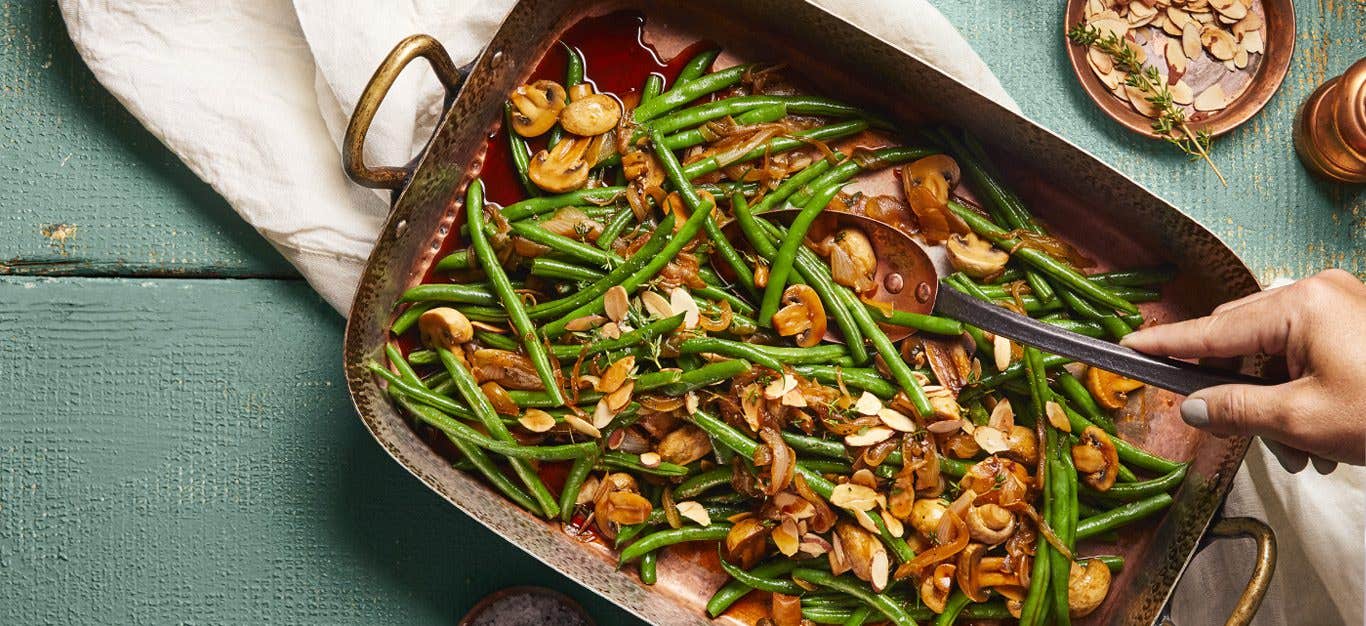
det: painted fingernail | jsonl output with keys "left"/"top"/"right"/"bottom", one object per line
{"left": 1180, "top": 398, "right": 1209, "bottom": 428}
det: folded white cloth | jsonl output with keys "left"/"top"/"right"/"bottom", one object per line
{"left": 57, "top": 1, "right": 1361, "bottom": 623}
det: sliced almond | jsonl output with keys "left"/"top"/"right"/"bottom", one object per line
{"left": 605, "top": 380, "right": 635, "bottom": 412}
{"left": 1194, "top": 83, "right": 1228, "bottom": 111}
{"left": 596, "top": 355, "right": 635, "bottom": 393}
{"left": 1127, "top": 85, "right": 1161, "bottom": 117}
{"left": 973, "top": 426, "right": 1011, "bottom": 455}
{"left": 1205, "top": 28, "right": 1237, "bottom": 61}
{"left": 1085, "top": 0, "right": 1107, "bottom": 18}
{"left": 604, "top": 285, "right": 629, "bottom": 323}
{"left": 564, "top": 414, "right": 602, "bottom": 438}
{"left": 1210, "top": 0, "right": 1247, "bottom": 20}
{"left": 853, "top": 507, "right": 880, "bottom": 534}
{"left": 518, "top": 408, "right": 556, "bottom": 433}
{"left": 1171, "top": 79, "right": 1195, "bottom": 105}
{"left": 765, "top": 374, "right": 799, "bottom": 400}
{"left": 854, "top": 392, "right": 883, "bottom": 416}
{"left": 1241, "top": 29, "right": 1263, "bottom": 54}
{"left": 639, "top": 451, "right": 661, "bottom": 468}
{"left": 829, "top": 483, "right": 881, "bottom": 512}
{"left": 1090, "top": 17, "right": 1130, "bottom": 40}
{"left": 640, "top": 290, "right": 673, "bottom": 319}
{"left": 669, "top": 287, "right": 700, "bottom": 329}
{"left": 992, "top": 334, "right": 1013, "bottom": 372}
{"left": 1182, "top": 21, "right": 1202, "bottom": 59}
{"left": 592, "top": 398, "right": 615, "bottom": 429}
{"left": 774, "top": 517, "right": 801, "bottom": 556}
{"left": 1232, "top": 12, "right": 1262, "bottom": 37}
{"left": 926, "top": 419, "right": 964, "bottom": 434}
{"left": 1234, "top": 45, "right": 1249, "bottom": 69}
{"left": 564, "top": 314, "right": 607, "bottom": 332}
{"left": 1165, "top": 37, "right": 1188, "bottom": 74}
{"left": 1045, "top": 401, "right": 1072, "bottom": 433}
{"left": 1088, "top": 47, "right": 1115, "bottom": 76}
{"left": 599, "top": 322, "right": 621, "bottom": 340}
{"left": 676, "top": 501, "right": 712, "bottom": 526}
{"left": 988, "top": 398, "right": 1015, "bottom": 430}
{"left": 844, "top": 426, "right": 896, "bottom": 448}
{"left": 1166, "top": 6, "right": 1191, "bottom": 29}
{"left": 878, "top": 407, "right": 917, "bottom": 432}
{"left": 781, "top": 388, "right": 808, "bottom": 408}
{"left": 870, "top": 550, "right": 890, "bottom": 592}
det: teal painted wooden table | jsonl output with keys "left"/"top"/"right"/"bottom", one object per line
{"left": 1, "top": 1, "right": 1360, "bottom": 623}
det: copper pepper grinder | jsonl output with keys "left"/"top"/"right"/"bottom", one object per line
{"left": 1294, "top": 58, "right": 1366, "bottom": 184}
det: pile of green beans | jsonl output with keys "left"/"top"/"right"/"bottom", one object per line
{"left": 374, "top": 46, "right": 1188, "bottom": 625}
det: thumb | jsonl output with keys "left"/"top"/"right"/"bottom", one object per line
{"left": 1180, "top": 380, "right": 1307, "bottom": 441}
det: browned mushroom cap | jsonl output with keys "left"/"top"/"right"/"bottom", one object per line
{"left": 920, "top": 562, "right": 956, "bottom": 614}
{"left": 965, "top": 503, "right": 1017, "bottom": 545}
{"left": 418, "top": 307, "right": 473, "bottom": 349}
{"left": 724, "top": 517, "right": 769, "bottom": 570}
{"left": 528, "top": 135, "right": 598, "bottom": 193}
{"left": 591, "top": 472, "right": 645, "bottom": 540}
{"left": 1073, "top": 426, "right": 1120, "bottom": 491}
{"left": 955, "top": 543, "right": 990, "bottom": 603}
{"left": 1085, "top": 365, "right": 1145, "bottom": 410}
{"left": 655, "top": 424, "right": 713, "bottom": 466}
{"left": 909, "top": 498, "right": 949, "bottom": 537}
{"left": 946, "top": 232, "right": 1009, "bottom": 278}
{"left": 833, "top": 520, "right": 887, "bottom": 587}
{"left": 771, "top": 284, "right": 827, "bottom": 347}
{"left": 828, "top": 228, "right": 877, "bottom": 295}
{"left": 1068, "top": 558, "right": 1112, "bottom": 618}
{"left": 904, "top": 154, "right": 961, "bottom": 205}
{"left": 509, "top": 80, "right": 567, "bottom": 137}
{"left": 561, "top": 93, "right": 621, "bottom": 136}
{"left": 1001, "top": 424, "right": 1039, "bottom": 466}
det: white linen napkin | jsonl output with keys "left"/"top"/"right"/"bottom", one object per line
{"left": 56, "top": 2, "right": 1361, "bottom": 624}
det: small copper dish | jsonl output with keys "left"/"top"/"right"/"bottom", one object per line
{"left": 1063, "top": 0, "right": 1295, "bottom": 138}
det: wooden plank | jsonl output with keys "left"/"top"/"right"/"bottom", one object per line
{"left": 0, "top": 2, "right": 295, "bottom": 278}
{"left": 0, "top": 276, "right": 642, "bottom": 625}
{"left": 933, "top": 1, "right": 1364, "bottom": 283}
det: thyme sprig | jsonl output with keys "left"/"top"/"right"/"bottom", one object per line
{"left": 1069, "top": 22, "right": 1226, "bottom": 185}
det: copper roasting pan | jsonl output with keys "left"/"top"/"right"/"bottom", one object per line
{"left": 340, "top": 1, "right": 1275, "bottom": 623}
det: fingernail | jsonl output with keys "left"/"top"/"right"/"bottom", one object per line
{"left": 1180, "top": 398, "right": 1209, "bottom": 428}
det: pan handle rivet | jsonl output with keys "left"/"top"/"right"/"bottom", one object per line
{"left": 915, "top": 281, "right": 932, "bottom": 303}
{"left": 885, "top": 273, "right": 904, "bottom": 294}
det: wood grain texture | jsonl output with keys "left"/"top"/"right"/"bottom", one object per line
{"left": 935, "top": 0, "right": 1365, "bottom": 283}
{"left": 0, "top": 277, "right": 641, "bottom": 625}
{"left": 0, "top": 2, "right": 295, "bottom": 278}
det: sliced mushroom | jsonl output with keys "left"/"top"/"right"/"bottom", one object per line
{"left": 965, "top": 503, "right": 1016, "bottom": 545}
{"left": 772, "top": 284, "right": 827, "bottom": 347}
{"left": 920, "top": 562, "right": 956, "bottom": 614}
{"left": 1073, "top": 426, "right": 1120, "bottom": 491}
{"left": 724, "top": 517, "right": 770, "bottom": 570}
{"left": 418, "top": 307, "right": 473, "bottom": 349}
{"left": 1001, "top": 424, "right": 1039, "bottom": 466}
{"left": 509, "top": 80, "right": 567, "bottom": 137}
{"left": 946, "top": 232, "right": 1009, "bottom": 279}
{"left": 904, "top": 155, "right": 961, "bottom": 205}
{"left": 656, "top": 424, "right": 713, "bottom": 466}
{"left": 828, "top": 228, "right": 877, "bottom": 294}
{"left": 561, "top": 93, "right": 621, "bottom": 136}
{"left": 956, "top": 543, "right": 991, "bottom": 603}
{"left": 1084, "top": 366, "right": 1145, "bottom": 409}
{"left": 1068, "top": 559, "right": 1112, "bottom": 618}
{"left": 834, "top": 520, "right": 887, "bottom": 586}
{"left": 529, "top": 134, "right": 597, "bottom": 193}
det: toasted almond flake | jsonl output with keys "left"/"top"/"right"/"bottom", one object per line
{"left": 575, "top": 475, "right": 600, "bottom": 505}
{"left": 1194, "top": 84, "right": 1228, "bottom": 111}
{"left": 1206, "top": 28, "right": 1237, "bottom": 60}
{"left": 989, "top": 398, "right": 1016, "bottom": 430}
{"left": 851, "top": 469, "right": 878, "bottom": 489}
{"left": 993, "top": 335, "right": 1013, "bottom": 372}
{"left": 676, "top": 501, "right": 711, "bottom": 526}
{"left": 1211, "top": 0, "right": 1246, "bottom": 19}
{"left": 565, "top": 414, "right": 602, "bottom": 438}
{"left": 639, "top": 451, "right": 661, "bottom": 468}
{"left": 798, "top": 533, "right": 832, "bottom": 557}
{"left": 973, "top": 426, "right": 1011, "bottom": 454}
{"left": 670, "top": 287, "right": 700, "bottom": 329}
{"left": 592, "top": 398, "right": 615, "bottom": 429}
{"left": 1182, "top": 21, "right": 1202, "bottom": 59}
{"left": 1234, "top": 45, "right": 1249, "bottom": 68}
{"left": 565, "top": 314, "right": 607, "bottom": 332}
{"left": 853, "top": 508, "right": 881, "bottom": 534}
{"left": 844, "top": 426, "right": 896, "bottom": 447}
{"left": 640, "top": 291, "right": 673, "bottom": 319}
{"left": 599, "top": 322, "right": 621, "bottom": 340}
{"left": 878, "top": 407, "right": 917, "bottom": 432}
{"left": 1090, "top": 17, "right": 1130, "bottom": 39}
{"left": 685, "top": 391, "right": 699, "bottom": 414}
{"left": 926, "top": 419, "right": 964, "bottom": 434}
{"left": 1232, "top": 12, "right": 1262, "bottom": 37}
{"left": 870, "top": 550, "right": 890, "bottom": 592}
{"left": 519, "top": 408, "right": 556, "bottom": 433}
{"left": 1171, "top": 79, "right": 1195, "bottom": 105}
{"left": 741, "top": 384, "right": 764, "bottom": 431}
{"left": 881, "top": 508, "right": 905, "bottom": 538}
{"left": 604, "top": 285, "right": 629, "bottom": 323}
{"left": 605, "top": 380, "right": 635, "bottom": 412}
{"left": 774, "top": 518, "right": 801, "bottom": 556}
{"left": 1241, "top": 29, "right": 1264, "bottom": 54}
{"left": 1088, "top": 47, "right": 1115, "bottom": 76}
{"left": 470, "top": 320, "right": 507, "bottom": 334}
{"left": 1165, "top": 37, "right": 1188, "bottom": 74}
{"left": 781, "top": 388, "right": 809, "bottom": 408}
{"left": 1085, "top": 0, "right": 1106, "bottom": 18}
{"left": 1046, "top": 401, "right": 1073, "bottom": 432}
{"left": 765, "top": 374, "right": 799, "bottom": 400}
{"left": 829, "top": 483, "right": 881, "bottom": 511}
{"left": 596, "top": 355, "right": 635, "bottom": 393}
{"left": 1167, "top": 6, "right": 1191, "bottom": 28}
{"left": 854, "top": 391, "right": 883, "bottom": 416}
{"left": 1127, "top": 84, "right": 1162, "bottom": 117}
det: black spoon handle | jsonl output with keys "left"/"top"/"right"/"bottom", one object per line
{"left": 933, "top": 288, "right": 1273, "bottom": 396}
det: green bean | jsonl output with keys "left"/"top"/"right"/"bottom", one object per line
{"left": 559, "top": 449, "right": 600, "bottom": 523}
{"left": 977, "top": 283, "right": 1160, "bottom": 303}
{"left": 1089, "top": 267, "right": 1175, "bottom": 287}
{"left": 935, "top": 591, "right": 972, "bottom": 626}
{"left": 505, "top": 102, "right": 541, "bottom": 196}
{"left": 790, "top": 569, "right": 916, "bottom": 626}
{"left": 369, "top": 363, "right": 477, "bottom": 421}
{"left": 529, "top": 257, "right": 603, "bottom": 283}
{"left": 780, "top": 432, "right": 847, "bottom": 459}
{"left": 597, "top": 206, "right": 636, "bottom": 250}
{"left": 760, "top": 183, "right": 844, "bottom": 327}
{"left": 618, "top": 525, "right": 732, "bottom": 565}
{"left": 831, "top": 280, "right": 932, "bottom": 417}
{"left": 807, "top": 602, "right": 1012, "bottom": 624}
{"left": 789, "top": 365, "right": 897, "bottom": 398}
{"left": 679, "top": 337, "right": 784, "bottom": 372}
{"left": 843, "top": 605, "right": 874, "bottom": 626}
{"left": 502, "top": 186, "right": 626, "bottom": 221}
{"left": 651, "top": 94, "right": 874, "bottom": 135}
{"left": 675, "top": 467, "right": 733, "bottom": 499}
{"left": 434, "top": 250, "right": 472, "bottom": 272}
{"left": 602, "top": 451, "right": 690, "bottom": 477}
{"left": 1084, "top": 464, "right": 1187, "bottom": 502}
{"left": 529, "top": 214, "right": 675, "bottom": 322}
{"left": 466, "top": 181, "right": 565, "bottom": 406}
{"left": 1056, "top": 371, "right": 1116, "bottom": 434}
{"left": 640, "top": 74, "right": 664, "bottom": 107}
{"left": 1058, "top": 287, "right": 1133, "bottom": 340}
{"left": 545, "top": 43, "right": 585, "bottom": 150}
{"left": 398, "top": 283, "right": 498, "bottom": 306}
{"left": 714, "top": 546, "right": 807, "bottom": 594}
{"left": 970, "top": 353, "right": 1072, "bottom": 391}
{"left": 789, "top": 146, "right": 933, "bottom": 206}
{"left": 948, "top": 200, "right": 1139, "bottom": 315}
{"left": 422, "top": 414, "right": 596, "bottom": 460}
{"left": 638, "top": 550, "right": 658, "bottom": 584}
{"left": 1059, "top": 404, "right": 1182, "bottom": 474}
{"left": 391, "top": 302, "right": 435, "bottom": 335}
{"left": 863, "top": 303, "right": 965, "bottom": 336}
{"left": 662, "top": 104, "right": 788, "bottom": 151}
{"left": 707, "top": 558, "right": 806, "bottom": 616}
{"left": 695, "top": 283, "right": 757, "bottom": 315}
{"left": 703, "top": 214, "right": 759, "bottom": 300}
{"left": 1043, "top": 318, "right": 1108, "bottom": 339}
{"left": 682, "top": 120, "right": 870, "bottom": 180}
{"left": 1075, "top": 493, "right": 1173, "bottom": 540}
{"left": 508, "top": 220, "right": 619, "bottom": 268}
{"left": 661, "top": 359, "right": 753, "bottom": 394}
{"left": 634, "top": 64, "right": 751, "bottom": 122}
{"left": 1048, "top": 429, "right": 1076, "bottom": 626}
{"left": 674, "top": 48, "right": 720, "bottom": 84}
{"left": 753, "top": 158, "right": 835, "bottom": 213}
{"left": 436, "top": 348, "right": 560, "bottom": 517}
{"left": 1094, "top": 555, "right": 1125, "bottom": 572}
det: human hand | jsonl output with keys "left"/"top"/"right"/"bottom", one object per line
{"left": 1120, "top": 269, "right": 1366, "bottom": 470}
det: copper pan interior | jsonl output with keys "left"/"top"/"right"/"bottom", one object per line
{"left": 344, "top": 1, "right": 1262, "bottom": 624}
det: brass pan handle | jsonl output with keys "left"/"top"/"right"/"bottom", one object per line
{"left": 344, "top": 34, "right": 464, "bottom": 190}
{"left": 1159, "top": 516, "right": 1277, "bottom": 626}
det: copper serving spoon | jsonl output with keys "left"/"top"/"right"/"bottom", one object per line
{"left": 749, "top": 209, "right": 1271, "bottom": 396}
